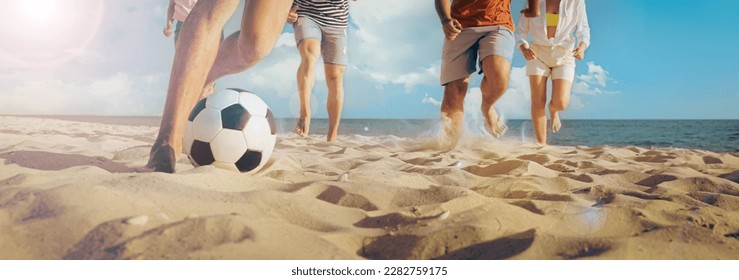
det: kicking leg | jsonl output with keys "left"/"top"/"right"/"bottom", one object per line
{"left": 202, "top": 0, "right": 294, "bottom": 96}
{"left": 148, "top": 0, "right": 240, "bottom": 173}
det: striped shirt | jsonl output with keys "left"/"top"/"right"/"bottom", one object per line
{"left": 294, "top": 0, "right": 349, "bottom": 29}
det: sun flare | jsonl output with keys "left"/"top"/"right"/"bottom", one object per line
{"left": 22, "top": 0, "right": 59, "bottom": 22}
{"left": 0, "top": 0, "right": 104, "bottom": 69}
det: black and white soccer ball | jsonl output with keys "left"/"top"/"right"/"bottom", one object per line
{"left": 183, "top": 88, "right": 277, "bottom": 173}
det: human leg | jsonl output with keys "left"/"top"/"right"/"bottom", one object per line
{"left": 324, "top": 64, "right": 345, "bottom": 142}
{"left": 549, "top": 79, "right": 573, "bottom": 133}
{"left": 148, "top": 0, "right": 240, "bottom": 173}
{"left": 529, "top": 76, "right": 549, "bottom": 145}
{"left": 148, "top": 0, "right": 293, "bottom": 173}
{"left": 294, "top": 38, "right": 321, "bottom": 137}
{"left": 441, "top": 78, "right": 470, "bottom": 147}
{"left": 478, "top": 26, "right": 515, "bottom": 138}
{"left": 202, "top": 0, "right": 294, "bottom": 94}
{"left": 318, "top": 26, "right": 348, "bottom": 142}
{"left": 480, "top": 55, "right": 511, "bottom": 138}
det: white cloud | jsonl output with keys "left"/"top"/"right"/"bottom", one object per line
{"left": 0, "top": 71, "right": 166, "bottom": 115}
{"left": 422, "top": 93, "right": 441, "bottom": 106}
{"left": 573, "top": 62, "right": 614, "bottom": 95}
{"left": 274, "top": 32, "right": 297, "bottom": 48}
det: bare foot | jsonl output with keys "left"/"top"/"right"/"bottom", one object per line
{"left": 327, "top": 133, "right": 337, "bottom": 142}
{"left": 483, "top": 107, "right": 508, "bottom": 138}
{"left": 145, "top": 145, "right": 177, "bottom": 173}
{"left": 551, "top": 112, "right": 562, "bottom": 133}
{"left": 295, "top": 117, "right": 310, "bottom": 137}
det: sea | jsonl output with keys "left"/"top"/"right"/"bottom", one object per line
{"left": 20, "top": 116, "right": 739, "bottom": 153}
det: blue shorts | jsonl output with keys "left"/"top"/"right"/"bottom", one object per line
{"left": 440, "top": 25, "right": 515, "bottom": 85}
{"left": 293, "top": 17, "right": 348, "bottom": 66}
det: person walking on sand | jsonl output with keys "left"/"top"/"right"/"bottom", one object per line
{"left": 515, "top": 0, "right": 590, "bottom": 145}
{"left": 434, "top": 0, "right": 540, "bottom": 148}
{"left": 287, "top": 0, "right": 350, "bottom": 142}
{"left": 147, "top": 0, "right": 295, "bottom": 173}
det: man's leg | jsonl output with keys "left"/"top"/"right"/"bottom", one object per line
{"left": 202, "top": 0, "right": 294, "bottom": 96}
{"left": 294, "top": 39, "right": 321, "bottom": 137}
{"left": 441, "top": 77, "right": 470, "bottom": 148}
{"left": 549, "top": 79, "right": 572, "bottom": 133}
{"left": 324, "top": 63, "right": 345, "bottom": 142}
{"left": 529, "top": 75, "right": 548, "bottom": 145}
{"left": 148, "top": 0, "right": 293, "bottom": 173}
{"left": 480, "top": 55, "right": 511, "bottom": 138}
{"left": 147, "top": 0, "right": 240, "bottom": 173}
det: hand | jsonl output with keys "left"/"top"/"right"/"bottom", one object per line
{"left": 521, "top": 45, "right": 537, "bottom": 60}
{"left": 573, "top": 45, "right": 587, "bottom": 60}
{"left": 520, "top": 8, "right": 540, "bottom": 18}
{"left": 287, "top": 5, "right": 299, "bottom": 24}
{"left": 442, "top": 18, "right": 462, "bottom": 41}
{"left": 163, "top": 22, "right": 173, "bottom": 37}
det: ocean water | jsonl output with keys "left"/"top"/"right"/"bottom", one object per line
{"left": 22, "top": 116, "right": 739, "bottom": 152}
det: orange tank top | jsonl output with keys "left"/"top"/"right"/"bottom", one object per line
{"left": 451, "top": 0, "right": 514, "bottom": 31}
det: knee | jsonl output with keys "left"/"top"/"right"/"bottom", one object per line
{"left": 325, "top": 67, "right": 345, "bottom": 84}
{"left": 301, "top": 55, "right": 319, "bottom": 69}
{"left": 550, "top": 99, "right": 569, "bottom": 111}
{"left": 531, "top": 98, "right": 547, "bottom": 110}
{"left": 447, "top": 79, "right": 469, "bottom": 95}
{"left": 237, "top": 34, "right": 273, "bottom": 65}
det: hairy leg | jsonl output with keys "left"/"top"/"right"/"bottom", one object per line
{"left": 480, "top": 55, "right": 511, "bottom": 138}
{"left": 294, "top": 39, "right": 321, "bottom": 137}
{"left": 549, "top": 79, "right": 573, "bottom": 133}
{"left": 440, "top": 77, "right": 470, "bottom": 148}
{"left": 203, "top": 0, "right": 294, "bottom": 94}
{"left": 529, "top": 75, "right": 549, "bottom": 145}
{"left": 148, "top": 0, "right": 293, "bottom": 173}
{"left": 324, "top": 63, "right": 346, "bottom": 142}
{"left": 148, "top": 0, "right": 240, "bottom": 173}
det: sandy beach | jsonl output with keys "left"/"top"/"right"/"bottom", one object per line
{"left": 0, "top": 115, "right": 737, "bottom": 260}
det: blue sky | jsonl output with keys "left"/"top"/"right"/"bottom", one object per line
{"left": 1, "top": 0, "right": 738, "bottom": 119}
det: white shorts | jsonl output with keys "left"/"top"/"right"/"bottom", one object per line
{"left": 525, "top": 44, "right": 576, "bottom": 81}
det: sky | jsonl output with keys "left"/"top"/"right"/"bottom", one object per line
{"left": 0, "top": 0, "right": 738, "bottom": 120}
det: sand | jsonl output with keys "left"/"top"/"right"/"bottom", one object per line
{"left": 0, "top": 116, "right": 738, "bottom": 260}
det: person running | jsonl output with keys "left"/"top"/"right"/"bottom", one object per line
{"left": 287, "top": 0, "right": 350, "bottom": 142}
{"left": 434, "top": 0, "right": 540, "bottom": 148}
{"left": 147, "top": 0, "right": 294, "bottom": 173}
{"left": 515, "top": 0, "right": 590, "bottom": 145}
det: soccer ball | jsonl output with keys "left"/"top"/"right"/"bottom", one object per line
{"left": 183, "top": 88, "right": 277, "bottom": 173}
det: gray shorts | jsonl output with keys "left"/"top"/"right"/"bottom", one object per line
{"left": 440, "top": 26, "right": 515, "bottom": 85}
{"left": 293, "top": 17, "right": 348, "bottom": 65}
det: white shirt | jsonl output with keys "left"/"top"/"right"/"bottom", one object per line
{"left": 515, "top": 0, "right": 591, "bottom": 49}
{"left": 173, "top": 0, "right": 198, "bottom": 22}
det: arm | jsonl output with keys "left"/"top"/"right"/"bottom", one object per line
{"left": 434, "top": 0, "right": 461, "bottom": 40}
{"left": 516, "top": 16, "right": 537, "bottom": 60}
{"left": 521, "top": 0, "right": 540, "bottom": 18}
{"left": 573, "top": 0, "right": 591, "bottom": 59}
{"left": 287, "top": 3, "right": 299, "bottom": 24}
{"left": 163, "top": 0, "right": 175, "bottom": 37}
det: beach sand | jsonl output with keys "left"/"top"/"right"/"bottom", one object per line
{"left": 0, "top": 116, "right": 737, "bottom": 259}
